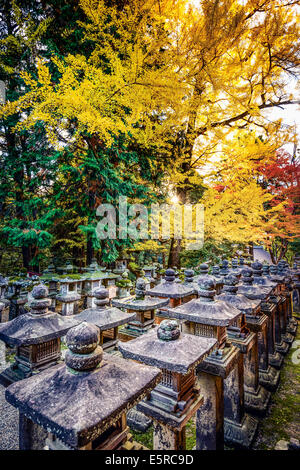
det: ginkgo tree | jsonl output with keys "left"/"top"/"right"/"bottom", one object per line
{"left": 1, "top": 0, "right": 299, "bottom": 268}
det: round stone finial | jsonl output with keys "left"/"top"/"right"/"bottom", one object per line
{"left": 220, "top": 259, "right": 229, "bottom": 274}
{"left": 30, "top": 283, "right": 51, "bottom": 314}
{"left": 270, "top": 265, "right": 277, "bottom": 274}
{"left": 262, "top": 264, "right": 270, "bottom": 275}
{"left": 135, "top": 278, "right": 146, "bottom": 299}
{"left": 94, "top": 287, "right": 109, "bottom": 308}
{"left": 241, "top": 267, "right": 254, "bottom": 285}
{"left": 223, "top": 274, "right": 238, "bottom": 294}
{"left": 252, "top": 261, "right": 263, "bottom": 276}
{"left": 212, "top": 265, "right": 220, "bottom": 275}
{"left": 157, "top": 320, "right": 180, "bottom": 341}
{"left": 199, "top": 263, "right": 209, "bottom": 274}
{"left": 65, "top": 322, "right": 103, "bottom": 372}
{"left": 165, "top": 268, "right": 175, "bottom": 283}
{"left": 32, "top": 283, "right": 49, "bottom": 299}
{"left": 184, "top": 269, "right": 194, "bottom": 283}
{"left": 198, "top": 278, "right": 216, "bottom": 301}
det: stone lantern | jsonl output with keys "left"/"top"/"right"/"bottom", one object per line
{"left": 6, "top": 280, "right": 29, "bottom": 321}
{"left": 0, "top": 284, "right": 79, "bottom": 385}
{"left": 74, "top": 287, "right": 136, "bottom": 351}
{"left": 119, "top": 320, "right": 217, "bottom": 450}
{"left": 238, "top": 268, "right": 281, "bottom": 390}
{"left": 218, "top": 274, "right": 271, "bottom": 414}
{"left": 142, "top": 265, "right": 156, "bottom": 288}
{"left": 163, "top": 279, "right": 257, "bottom": 449}
{"left": 56, "top": 278, "right": 81, "bottom": 315}
{"left": 5, "top": 322, "right": 161, "bottom": 450}
{"left": 146, "top": 269, "right": 196, "bottom": 324}
{"left": 112, "top": 278, "right": 169, "bottom": 341}
{"left": 84, "top": 274, "right": 103, "bottom": 308}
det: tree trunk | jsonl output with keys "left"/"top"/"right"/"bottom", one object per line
{"left": 86, "top": 237, "right": 94, "bottom": 265}
{"left": 168, "top": 238, "right": 182, "bottom": 268}
{"left": 22, "top": 246, "right": 30, "bottom": 270}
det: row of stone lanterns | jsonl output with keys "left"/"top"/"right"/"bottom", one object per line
{"left": 0, "top": 256, "right": 298, "bottom": 451}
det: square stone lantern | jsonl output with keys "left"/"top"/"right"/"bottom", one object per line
{"left": 146, "top": 269, "right": 196, "bottom": 324}
{"left": 84, "top": 274, "right": 103, "bottom": 308}
{"left": 56, "top": 278, "right": 81, "bottom": 315}
{"left": 237, "top": 268, "right": 281, "bottom": 390}
{"left": 100, "top": 271, "right": 119, "bottom": 299}
{"left": 218, "top": 274, "right": 271, "bottom": 415}
{"left": 142, "top": 265, "right": 156, "bottom": 288}
{"left": 5, "top": 322, "right": 162, "bottom": 450}
{"left": 112, "top": 278, "right": 169, "bottom": 341}
{"left": 119, "top": 320, "right": 217, "bottom": 450}
{"left": 6, "top": 280, "right": 29, "bottom": 321}
{"left": 0, "top": 284, "right": 79, "bottom": 385}
{"left": 74, "top": 287, "right": 137, "bottom": 351}
{"left": 163, "top": 279, "right": 257, "bottom": 450}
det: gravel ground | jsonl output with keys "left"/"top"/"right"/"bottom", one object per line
{"left": 0, "top": 340, "right": 19, "bottom": 450}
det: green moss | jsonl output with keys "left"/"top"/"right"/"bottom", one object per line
{"left": 5, "top": 351, "right": 15, "bottom": 363}
{"left": 254, "top": 324, "right": 300, "bottom": 449}
{"left": 59, "top": 274, "right": 82, "bottom": 280}
{"left": 186, "top": 417, "right": 196, "bottom": 450}
{"left": 130, "top": 426, "right": 153, "bottom": 450}
{"left": 60, "top": 341, "right": 68, "bottom": 351}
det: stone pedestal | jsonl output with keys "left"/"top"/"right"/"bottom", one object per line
{"left": 258, "top": 302, "right": 280, "bottom": 391}
{"left": 274, "top": 299, "right": 289, "bottom": 355}
{"left": 268, "top": 296, "right": 285, "bottom": 369}
{"left": 245, "top": 315, "right": 271, "bottom": 413}
{"left": 224, "top": 352, "right": 258, "bottom": 448}
{"left": 196, "top": 372, "right": 224, "bottom": 450}
{"left": 19, "top": 412, "right": 48, "bottom": 450}
{"left": 196, "top": 345, "right": 239, "bottom": 450}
